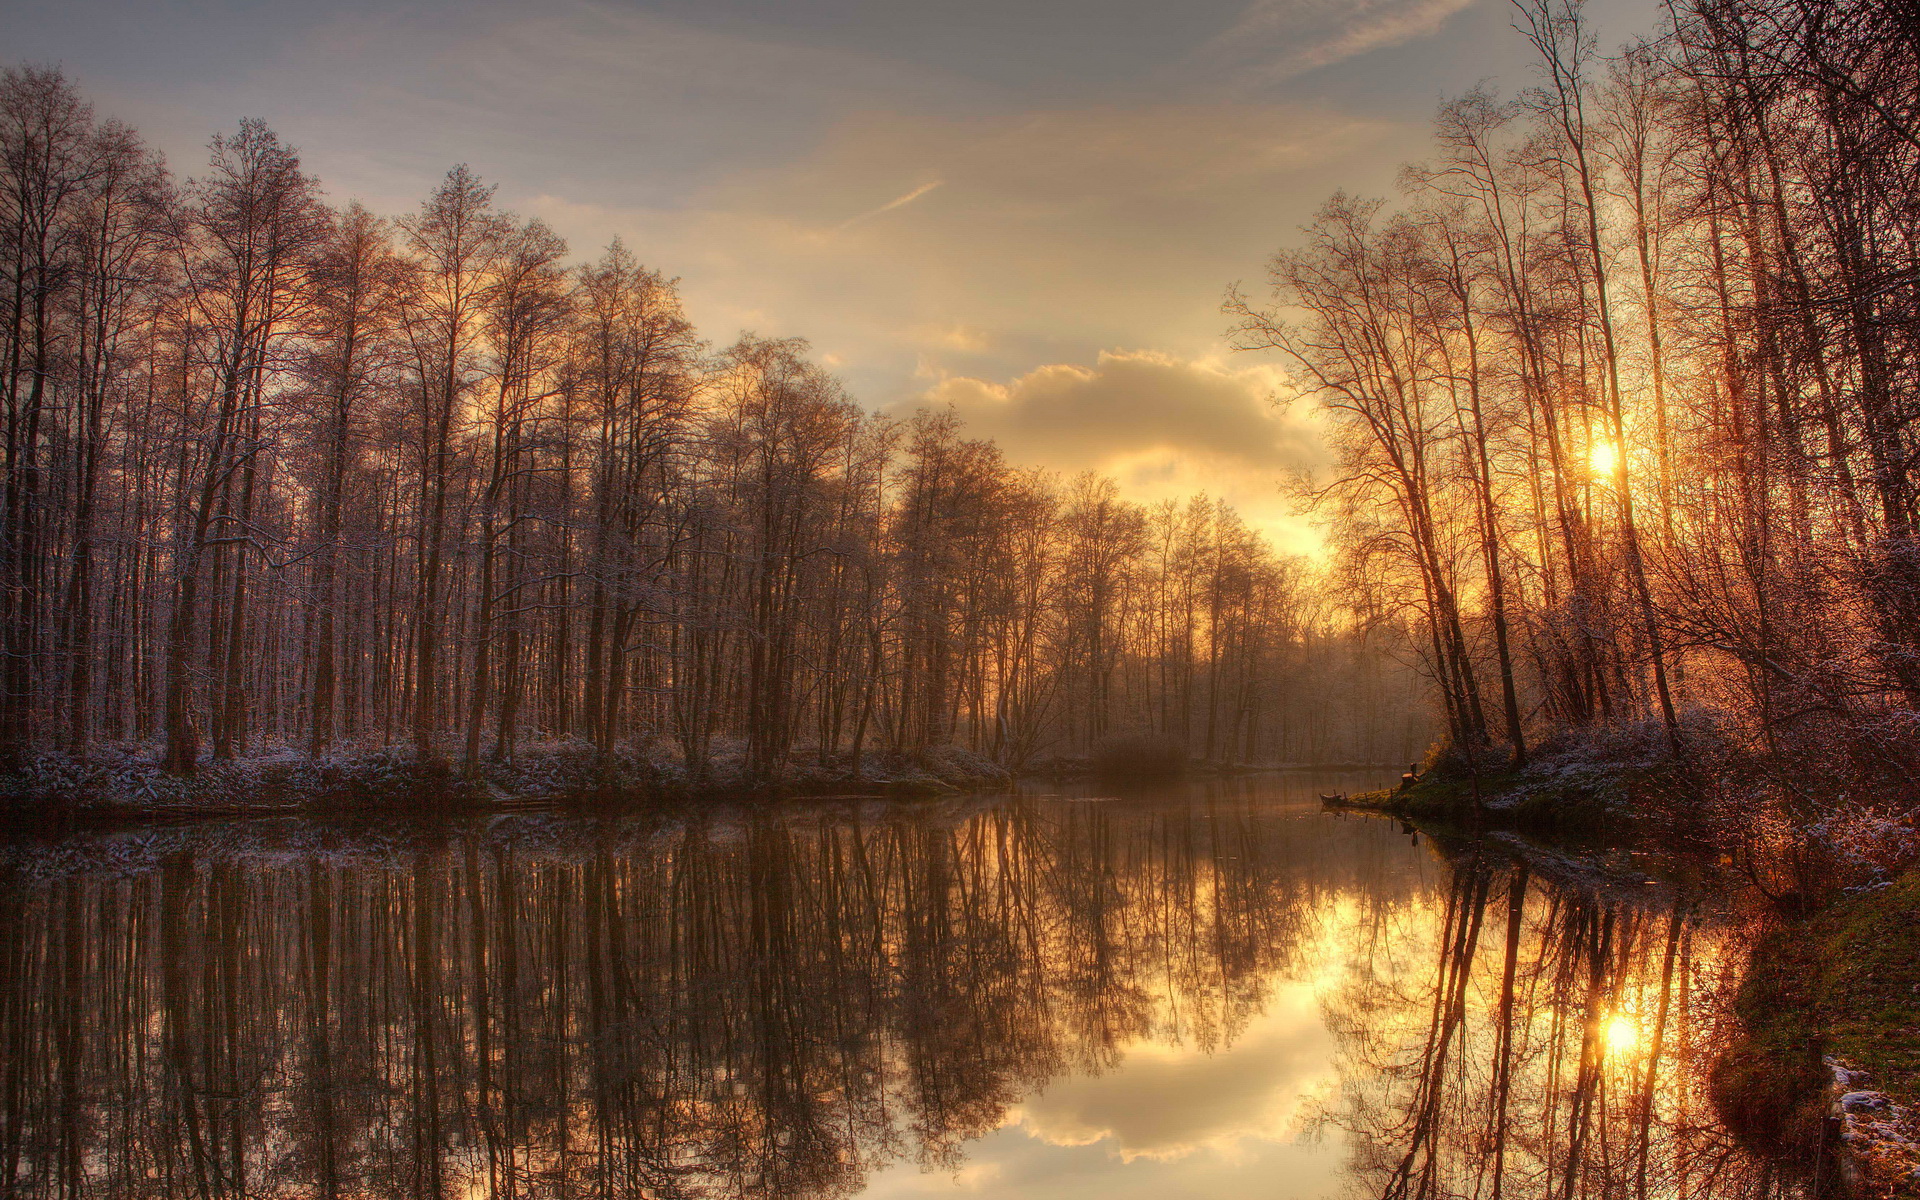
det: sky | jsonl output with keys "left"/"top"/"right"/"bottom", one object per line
{"left": 3, "top": 0, "right": 1665, "bottom": 553}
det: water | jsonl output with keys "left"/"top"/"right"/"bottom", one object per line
{"left": 0, "top": 777, "right": 1792, "bottom": 1198}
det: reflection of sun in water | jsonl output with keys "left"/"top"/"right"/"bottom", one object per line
{"left": 1604, "top": 1014, "right": 1638, "bottom": 1056}
{"left": 1590, "top": 440, "right": 1621, "bottom": 477}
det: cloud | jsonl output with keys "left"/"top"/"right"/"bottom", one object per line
{"left": 838, "top": 180, "right": 945, "bottom": 231}
{"left": 902, "top": 351, "right": 1326, "bottom": 554}
{"left": 125, "top": 0, "right": 986, "bottom": 212}
{"left": 914, "top": 350, "right": 1314, "bottom": 474}
{"left": 525, "top": 102, "right": 1412, "bottom": 407}
{"left": 1191, "top": 0, "right": 1482, "bottom": 85}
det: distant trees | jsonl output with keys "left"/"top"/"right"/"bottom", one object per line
{"left": 1232, "top": 0, "right": 1920, "bottom": 796}
{"left": 0, "top": 66, "right": 1421, "bottom": 785}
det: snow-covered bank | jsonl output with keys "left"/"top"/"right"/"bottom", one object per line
{"left": 1332, "top": 710, "right": 1920, "bottom": 884}
{"left": 1326, "top": 714, "right": 1725, "bottom": 843}
{"left": 0, "top": 740, "right": 1015, "bottom": 825}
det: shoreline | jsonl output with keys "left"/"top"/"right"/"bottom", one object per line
{"left": 0, "top": 746, "right": 1010, "bottom": 832}
{"left": 0, "top": 744, "right": 1403, "bottom": 833}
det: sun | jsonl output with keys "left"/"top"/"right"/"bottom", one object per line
{"left": 1604, "top": 1013, "right": 1638, "bottom": 1056}
{"left": 1590, "top": 440, "right": 1621, "bottom": 478}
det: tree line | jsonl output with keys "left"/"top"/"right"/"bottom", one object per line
{"left": 1232, "top": 0, "right": 1920, "bottom": 799}
{"left": 0, "top": 67, "right": 1424, "bottom": 783}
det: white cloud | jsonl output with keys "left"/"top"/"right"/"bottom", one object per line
{"left": 1192, "top": 0, "right": 1482, "bottom": 85}
{"left": 838, "top": 180, "right": 946, "bottom": 231}
{"left": 914, "top": 351, "right": 1312, "bottom": 473}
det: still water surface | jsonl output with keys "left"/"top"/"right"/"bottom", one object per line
{"left": 0, "top": 777, "right": 1790, "bottom": 1198}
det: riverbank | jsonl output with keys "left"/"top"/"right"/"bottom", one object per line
{"left": 0, "top": 741, "right": 1018, "bottom": 828}
{"left": 0, "top": 737, "right": 1410, "bottom": 830}
{"left": 1324, "top": 718, "right": 1712, "bottom": 843}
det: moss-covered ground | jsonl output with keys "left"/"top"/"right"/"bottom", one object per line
{"left": 1334, "top": 759, "right": 1660, "bottom": 839}
{"left": 1716, "top": 871, "right": 1920, "bottom": 1194}
{"left": 1814, "top": 872, "right": 1920, "bottom": 1103}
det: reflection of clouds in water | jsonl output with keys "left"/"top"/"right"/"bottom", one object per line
{"left": 856, "top": 913, "right": 1355, "bottom": 1199}
{"left": 1009, "top": 981, "right": 1334, "bottom": 1161}
{"left": 864, "top": 1102, "right": 1342, "bottom": 1199}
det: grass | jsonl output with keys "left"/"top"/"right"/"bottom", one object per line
{"left": 1336, "top": 771, "right": 1502, "bottom": 815}
{"left": 1809, "top": 872, "right": 1920, "bottom": 1101}
{"left": 1709, "top": 919, "right": 1835, "bottom": 1156}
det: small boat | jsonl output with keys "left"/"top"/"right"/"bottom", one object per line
{"left": 1319, "top": 792, "right": 1348, "bottom": 804}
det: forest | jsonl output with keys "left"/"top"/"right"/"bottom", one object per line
{"left": 0, "top": 71, "right": 1425, "bottom": 795}
{"left": 6, "top": 0, "right": 1919, "bottom": 824}
{"left": 1230, "top": 0, "right": 1920, "bottom": 861}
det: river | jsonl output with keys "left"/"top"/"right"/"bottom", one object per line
{"left": 0, "top": 776, "right": 1806, "bottom": 1198}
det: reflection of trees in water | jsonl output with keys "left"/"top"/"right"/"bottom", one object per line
{"left": 1327, "top": 844, "right": 1797, "bottom": 1200}
{"left": 0, "top": 791, "right": 1418, "bottom": 1199}
{"left": 0, "top": 801, "right": 1787, "bottom": 1200}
